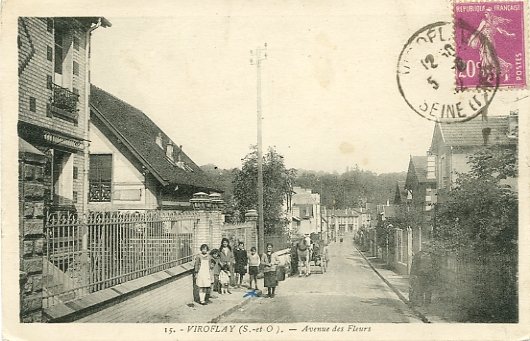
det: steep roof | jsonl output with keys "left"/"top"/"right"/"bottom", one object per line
{"left": 432, "top": 116, "right": 516, "bottom": 149}
{"left": 406, "top": 156, "right": 436, "bottom": 190}
{"left": 90, "top": 84, "right": 217, "bottom": 191}
{"left": 411, "top": 156, "right": 428, "bottom": 183}
{"left": 292, "top": 187, "right": 317, "bottom": 205}
{"left": 394, "top": 180, "right": 407, "bottom": 205}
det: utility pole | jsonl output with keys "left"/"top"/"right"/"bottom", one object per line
{"left": 251, "top": 44, "right": 267, "bottom": 254}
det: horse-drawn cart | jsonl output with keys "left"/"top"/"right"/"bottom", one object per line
{"left": 310, "top": 241, "right": 328, "bottom": 274}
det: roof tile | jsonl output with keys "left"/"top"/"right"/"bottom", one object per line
{"left": 90, "top": 84, "right": 217, "bottom": 191}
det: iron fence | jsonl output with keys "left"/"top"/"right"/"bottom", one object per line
{"left": 222, "top": 224, "right": 257, "bottom": 251}
{"left": 265, "top": 234, "right": 291, "bottom": 251}
{"left": 43, "top": 210, "right": 198, "bottom": 308}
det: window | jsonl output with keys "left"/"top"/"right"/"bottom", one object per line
{"left": 46, "top": 18, "right": 53, "bottom": 33}
{"left": 427, "top": 155, "right": 435, "bottom": 179}
{"left": 54, "top": 29, "right": 64, "bottom": 76}
{"left": 438, "top": 156, "right": 445, "bottom": 189}
{"left": 166, "top": 143, "right": 174, "bottom": 161}
{"left": 47, "top": 46, "right": 53, "bottom": 61}
{"left": 52, "top": 150, "right": 74, "bottom": 206}
{"left": 156, "top": 132, "right": 163, "bottom": 149}
{"left": 73, "top": 61, "right": 79, "bottom": 76}
{"left": 47, "top": 75, "right": 53, "bottom": 89}
{"left": 89, "top": 154, "right": 112, "bottom": 202}
{"left": 73, "top": 166, "right": 78, "bottom": 179}
{"left": 29, "top": 97, "right": 36, "bottom": 112}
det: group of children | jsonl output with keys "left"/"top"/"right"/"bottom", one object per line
{"left": 194, "top": 239, "right": 262, "bottom": 305}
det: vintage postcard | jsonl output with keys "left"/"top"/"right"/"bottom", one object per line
{"left": 2, "top": 0, "right": 529, "bottom": 340}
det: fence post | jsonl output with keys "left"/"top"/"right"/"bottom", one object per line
{"left": 393, "top": 228, "right": 399, "bottom": 267}
{"left": 245, "top": 210, "right": 258, "bottom": 251}
{"left": 80, "top": 214, "right": 89, "bottom": 295}
{"left": 406, "top": 227, "right": 413, "bottom": 274}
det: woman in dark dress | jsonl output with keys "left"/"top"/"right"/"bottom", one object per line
{"left": 233, "top": 241, "right": 248, "bottom": 288}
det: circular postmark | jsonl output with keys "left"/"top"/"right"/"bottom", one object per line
{"left": 397, "top": 21, "right": 499, "bottom": 123}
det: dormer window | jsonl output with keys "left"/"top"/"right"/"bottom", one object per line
{"left": 166, "top": 142, "right": 174, "bottom": 161}
{"left": 156, "top": 132, "right": 163, "bottom": 149}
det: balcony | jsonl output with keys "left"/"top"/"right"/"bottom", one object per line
{"left": 51, "top": 83, "right": 79, "bottom": 123}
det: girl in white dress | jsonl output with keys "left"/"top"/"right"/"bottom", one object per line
{"left": 194, "top": 244, "right": 212, "bottom": 305}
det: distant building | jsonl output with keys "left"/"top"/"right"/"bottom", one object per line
{"left": 89, "top": 85, "right": 219, "bottom": 212}
{"left": 327, "top": 208, "right": 360, "bottom": 239}
{"left": 289, "top": 186, "right": 321, "bottom": 236}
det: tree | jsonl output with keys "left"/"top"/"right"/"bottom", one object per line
{"left": 233, "top": 146, "right": 296, "bottom": 235}
{"left": 294, "top": 168, "right": 406, "bottom": 208}
{"left": 433, "top": 146, "right": 518, "bottom": 322}
{"left": 434, "top": 146, "right": 518, "bottom": 255}
{"left": 200, "top": 164, "right": 238, "bottom": 222}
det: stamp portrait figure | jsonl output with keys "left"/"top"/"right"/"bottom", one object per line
{"left": 467, "top": 8, "right": 516, "bottom": 82}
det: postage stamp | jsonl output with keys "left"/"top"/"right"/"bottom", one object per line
{"left": 454, "top": 2, "right": 527, "bottom": 90}
{"left": 397, "top": 22, "right": 498, "bottom": 123}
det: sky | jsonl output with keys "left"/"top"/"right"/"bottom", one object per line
{"left": 88, "top": 0, "right": 526, "bottom": 174}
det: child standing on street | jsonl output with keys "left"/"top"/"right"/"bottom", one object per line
{"left": 194, "top": 244, "right": 212, "bottom": 305}
{"left": 210, "top": 249, "right": 221, "bottom": 294}
{"left": 247, "top": 247, "right": 260, "bottom": 290}
{"left": 234, "top": 241, "right": 248, "bottom": 288}
{"left": 219, "top": 264, "right": 232, "bottom": 294}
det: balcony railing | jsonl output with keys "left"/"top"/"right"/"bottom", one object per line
{"left": 89, "top": 180, "right": 112, "bottom": 202}
{"left": 51, "top": 83, "right": 79, "bottom": 122}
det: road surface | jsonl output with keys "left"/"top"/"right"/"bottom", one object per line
{"left": 219, "top": 238, "right": 422, "bottom": 323}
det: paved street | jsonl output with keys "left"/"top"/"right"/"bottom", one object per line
{"left": 219, "top": 238, "right": 422, "bottom": 323}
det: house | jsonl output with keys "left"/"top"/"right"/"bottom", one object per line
{"left": 327, "top": 208, "right": 360, "bottom": 239}
{"left": 18, "top": 17, "right": 111, "bottom": 215}
{"left": 393, "top": 180, "right": 407, "bottom": 205}
{"left": 88, "top": 85, "right": 219, "bottom": 212}
{"left": 430, "top": 113, "right": 518, "bottom": 201}
{"left": 404, "top": 155, "right": 437, "bottom": 251}
{"left": 18, "top": 16, "right": 110, "bottom": 322}
{"left": 289, "top": 187, "right": 321, "bottom": 236}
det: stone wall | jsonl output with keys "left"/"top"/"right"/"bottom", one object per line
{"left": 19, "top": 144, "right": 47, "bottom": 322}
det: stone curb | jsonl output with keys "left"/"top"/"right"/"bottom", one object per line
{"left": 354, "top": 246, "right": 431, "bottom": 324}
{"left": 208, "top": 296, "right": 255, "bottom": 323}
{"left": 44, "top": 264, "right": 194, "bottom": 322}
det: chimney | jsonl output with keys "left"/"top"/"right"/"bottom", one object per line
{"left": 177, "top": 145, "right": 183, "bottom": 162}
{"left": 176, "top": 145, "right": 185, "bottom": 169}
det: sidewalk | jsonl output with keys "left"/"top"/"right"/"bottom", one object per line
{"left": 356, "top": 246, "right": 459, "bottom": 323}
{"left": 162, "top": 279, "right": 267, "bottom": 323}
